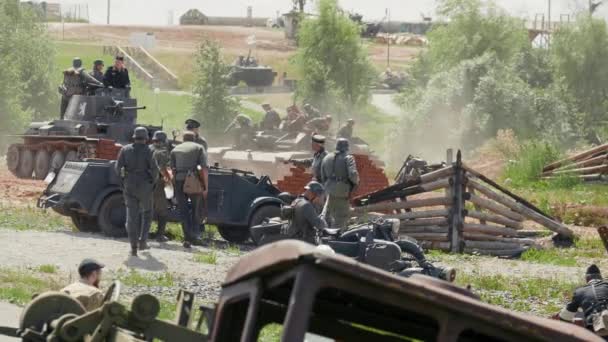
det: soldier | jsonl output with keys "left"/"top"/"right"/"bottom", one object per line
{"left": 61, "top": 258, "right": 105, "bottom": 312}
{"left": 289, "top": 134, "right": 328, "bottom": 182}
{"left": 305, "top": 115, "right": 332, "bottom": 133}
{"left": 103, "top": 56, "right": 131, "bottom": 90}
{"left": 559, "top": 264, "right": 608, "bottom": 335}
{"left": 170, "top": 131, "right": 209, "bottom": 248}
{"left": 337, "top": 118, "right": 355, "bottom": 140}
{"left": 321, "top": 138, "right": 359, "bottom": 232}
{"left": 90, "top": 60, "right": 105, "bottom": 83}
{"left": 284, "top": 181, "right": 327, "bottom": 244}
{"left": 260, "top": 103, "right": 281, "bottom": 130}
{"left": 59, "top": 57, "right": 104, "bottom": 119}
{"left": 184, "top": 118, "right": 208, "bottom": 151}
{"left": 303, "top": 103, "right": 321, "bottom": 119}
{"left": 115, "top": 127, "right": 158, "bottom": 256}
{"left": 282, "top": 105, "right": 306, "bottom": 132}
{"left": 150, "top": 131, "right": 172, "bottom": 243}
{"left": 225, "top": 113, "right": 254, "bottom": 148}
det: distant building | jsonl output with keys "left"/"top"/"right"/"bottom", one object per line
{"left": 180, "top": 9, "right": 208, "bottom": 25}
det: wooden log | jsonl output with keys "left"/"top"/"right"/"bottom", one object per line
{"left": 463, "top": 223, "right": 519, "bottom": 237}
{"left": 418, "top": 241, "right": 451, "bottom": 251}
{"left": 543, "top": 143, "right": 608, "bottom": 172}
{"left": 468, "top": 186, "right": 486, "bottom": 224}
{"left": 400, "top": 217, "right": 449, "bottom": 227}
{"left": 543, "top": 174, "right": 603, "bottom": 182}
{"left": 468, "top": 194, "right": 526, "bottom": 222}
{"left": 465, "top": 248, "right": 526, "bottom": 257}
{"left": 401, "top": 226, "right": 449, "bottom": 234}
{"left": 465, "top": 210, "right": 524, "bottom": 229}
{"left": 450, "top": 152, "right": 466, "bottom": 253}
{"left": 385, "top": 209, "right": 450, "bottom": 220}
{"left": 544, "top": 154, "right": 606, "bottom": 174}
{"left": 420, "top": 166, "right": 455, "bottom": 184}
{"left": 467, "top": 178, "right": 573, "bottom": 238}
{"left": 403, "top": 233, "right": 449, "bottom": 242}
{"left": 352, "top": 196, "right": 451, "bottom": 214}
{"left": 550, "top": 164, "right": 608, "bottom": 176}
{"left": 464, "top": 240, "right": 524, "bottom": 250}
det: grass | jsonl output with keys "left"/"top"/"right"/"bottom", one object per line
{"left": 193, "top": 251, "right": 218, "bottom": 265}
{"left": 116, "top": 270, "right": 175, "bottom": 287}
{"left": 503, "top": 141, "right": 562, "bottom": 187}
{"left": 520, "top": 248, "right": 577, "bottom": 267}
{"left": 226, "top": 244, "right": 241, "bottom": 256}
{"left": 37, "top": 264, "right": 58, "bottom": 274}
{"left": 0, "top": 205, "right": 71, "bottom": 232}
{"left": 0, "top": 268, "right": 64, "bottom": 305}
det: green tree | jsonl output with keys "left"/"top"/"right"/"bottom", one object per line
{"left": 191, "top": 39, "right": 239, "bottom": 134}
{"left": 293, "top": 0, "right": 374, "bottom": 114}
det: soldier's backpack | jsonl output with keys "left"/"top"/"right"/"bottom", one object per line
{"left": 183, "top": 170, "right": 204, "bottom": 195}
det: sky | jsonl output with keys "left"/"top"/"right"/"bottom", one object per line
{"left": 51, "top": 0, "right": 606, "bottom": 26}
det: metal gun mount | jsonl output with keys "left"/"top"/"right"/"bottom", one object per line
{"left": 105, "top": 99, "right": 147, "bottom": 116}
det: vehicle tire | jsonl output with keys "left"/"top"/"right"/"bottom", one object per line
{"left": 7, "top": 145, "right": 20, "bottom": 177}
{"left": 50, "top": 150, "right": 65, "bottom": 171}
{"left": 71, "top": 214, "right": 99, "bottom": 232}
{"left": 17, "top": 149, "right": 35, "bottom": 179}
{"left": 65, "top": 150, "right": 78, "bottom": 162}
{"left": 248, "top": 205, "right": 281, "bottom": 245}
{"left": 217, "top": 225, "right": 250, "bottom": 244}
{"left": 34, "top": 150, "right": 51, "bottom": 180}
{"left": 97, "top": 193, "right": 127, "bottom": 238}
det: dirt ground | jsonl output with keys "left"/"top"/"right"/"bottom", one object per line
{"left": 0, "top": 158, "right": 46, "bottom": 206}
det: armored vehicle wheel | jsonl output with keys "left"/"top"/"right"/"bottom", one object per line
{"left": 249, "top": 205, "right": 281, "bottom": 244}
{"left": 34, "top": 150, "right": 51, "bottom": 180}
{"left": 66, "top": 150, "right": 78, "bottom": 162}
{"left": 19, "top": 292, "right": 85, "bottom": 335}
{"left": 98, "top": 193, "right": 127, "bottom": 237}
{"left": 71, "top": 214, "right": 99, "bottom": 232}
{"left": 50, "top": 150, "right": 65, "bottom": 171}
{"left": 6, "top": 144, "right": 20, "bottom": 176}
{"left": 17, "top": 149, "right": 35, "bottom": 178}
{"left": 218, "top": 225, "right": 250, "bottom": 243}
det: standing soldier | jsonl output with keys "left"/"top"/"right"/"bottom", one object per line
{"left": 103, "top": 56, "right": 131, "bottom": 90}
{"left": 184, "top": 119, "right": 208, "bottom": 150}
{"left": 90, "top": 60, "right": 105, "bottom": 83}
{"left": 260, "top": 103, "right": 281, "bottom": 130}
{"left": 337, "top": 118, "right": 355, "bottom": 140}
{"left": 115, "top": 127, "right": 157, "bottom": 257}
{"left": 59, "top": 57, "right": 103, "bottom": 119}
{"left": 321, "top": 138, "right": 359, "bottom": 232}
{"left": 284, "top": 181, "right": 328, "bottom": 244}
{"left": 61, "top": 258, "right": 105, "bottom": 312}
{"left": 170, "top": 131, "right": 209, "bottom": 248}
{"left": 289, "top": 134, "right": 328, "bottom": 182}
{"left": 150, "top": 131, "right": 172, "bottom": 243}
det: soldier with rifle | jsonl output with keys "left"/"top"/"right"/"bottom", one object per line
{"left": 284, "top": 181, "right": 328, "bottom": 244}
{"left": 150, "top": 131, "right": 172, "bottom": 243}
{"left": 115, "top": 127, "right": 158, "bottom": 256}
{"left": 289, "top": 134, "right": 328, "bottom": 182}
{"left": 59, "top": 57, "right": 104, "bottom": 119}
{"left": 321, "top": 138, "right": 359, "bottom": 232}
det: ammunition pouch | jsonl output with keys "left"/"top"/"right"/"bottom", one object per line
{"left": 592, "top": 310, "right": 608, "bottom": 336}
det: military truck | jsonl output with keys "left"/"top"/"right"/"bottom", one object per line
{"left": 37, "top": 159, "right": 283, "bottom": 243}
{"left": 0, "top": 241, "right": 600, "bottom": 341}
{"left": 6, "top": 88, "right": 160, "bottom": 180}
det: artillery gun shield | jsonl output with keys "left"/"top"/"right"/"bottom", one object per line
{"left": 19, "top": 292, "right": 86, "bottom": 337}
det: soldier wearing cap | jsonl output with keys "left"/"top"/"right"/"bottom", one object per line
{"left": 260, "top": 103, "right": 281, "bottom": 130}
{"left": 321, "top": 138, "right": 359, "bottom": 232}
{"left": 115, "top": 127, "right": 158, "bottom": 256}
{"left": 90, "top": 60, "right": 105, "bottom": 83}
{"left": 559, "top": 264, "right": 608, "bottom": 333}
{"left": 151, "top": 131, "right": 172, "bottom": 242}
{"left": 104, "top": 55, "right": 131, "bottom": 90}
{"left": 284, "top": 181, "right": 328, "bottom": 244}
{"left": 60, "top": 57, "right": 104, "bottom": 119}
{"left": 225, "top": 113, "right": 254, "bottom": 148}
{"left": 184, "top": 118, "right": 208, "bottom": 151}
{"left": 170, "top": 131, "right": 209, "bottom": 248}
{"left": 61, "top": 258, "right": 105, "bottom": 312}
{"left": 337, "top": 118, "right": 355, "bottom": 140}
{"left": 289, "top": 134, "right": 328, "bottom": 182}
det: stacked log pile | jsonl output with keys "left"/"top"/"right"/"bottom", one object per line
{"left": 353, "top": 151, "right": 574, "bottom": 257}
{"left": 542, "top": 143, "right": 608, "bottom": 181}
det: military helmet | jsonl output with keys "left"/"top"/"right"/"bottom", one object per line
{"left": 152, "top": 131, "right": 167, "bottom": 143}
{"left": 336, "top": 138, "right": 349, "bottom": 152}
{"left": 72, "top": 57, "right": 82, "bottom": 68}
{"left": 133, "top": 126, "right": 149, "bottom": 140}
{"left": 304, "top": 181, "right": 325, "bottom": 195}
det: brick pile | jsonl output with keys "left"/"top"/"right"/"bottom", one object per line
{"left": 95, "top": 139, "right": 122, "bottom": 160}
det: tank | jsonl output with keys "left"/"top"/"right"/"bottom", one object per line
{"left": 6, "top": 88, "right": 160, "bottom": 180}
{"left": 227, "top": 51, "right": 277, "bottom": 87}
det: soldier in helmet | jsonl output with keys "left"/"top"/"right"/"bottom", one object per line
{"left": 224, "top": 113, "right": 254, "bottom": 148}
{"left": 289, "top": 134, "right": 328, "bottom": 182}
{"left": 115, "top": 127, "right": 158, "bottom": 256}
{"left": 260, "top": 103, "right": 281, "bottom": 130}
{"left": 61, "top": 258, "right": 105, "bottom": 312}
{"left": 151, "top": 131, "right": 172, "bottom": 242}
{"left": 321, "top": 138, "right": 359, "bottom": 232}
{"left": 60, "top": 57, "right": 104, "bottom": 119}
{"left": 184, "top": 118, "right": 208, "bottom": 150}
{"left": 303, "top": 103, "right": 321, "bottom": 119}
{"left": 90, "top": 60, "right": 105, "bottom": 83}
{"left": 284, "top": 181, "right": 328, "bottom": 244}
{"left": 337, "top": 118, "right": 355, "bottom": 140}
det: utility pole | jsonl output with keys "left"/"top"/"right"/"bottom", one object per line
{"left": 386, "top": 8, "right": 390, "bottom": 68}
{"left": 547, "top": 0, "right": 551, "bottom": 30}
{"left": 107, "top": 0, "right": 111, "bottom": 25}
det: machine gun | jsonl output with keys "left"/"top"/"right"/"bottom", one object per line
{"left": 105, "top": 99, "right": 146, "bottom": 117}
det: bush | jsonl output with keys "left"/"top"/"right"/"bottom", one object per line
{"left": 503, "top": 141, "right": 561, "bottom": 186}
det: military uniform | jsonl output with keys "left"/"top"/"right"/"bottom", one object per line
{"left": 103, "top": 66, "right": 131, "bottom": 89}
{"left": 226, "top": 114, "right": 254, "bottom": 148}
{"left": 337, "top": 123, "right": 354, "bottom": 140}
{"left": 260, "top": 108, "right": 282, "bottom": 130}
{"left": 60, "top": 66, "right": 103, "bottom": 119}
{"left": 306, "top": 117, "right": 331, "bottom": 133}
{"left": 150, "top": 143, "right": 170, "bottom": 239}
{"left": 291, "top": 135, "right": 328, "bottom": 182}
{"left": 170, "top": 141, "right": 208, "bottom": 243}
{"left": 61, "top": 281, "right": 104, "bottom": 312}
{"left": 321, "top": 145, "right": 359, "bottom": 231}
{"left": 90, "top": 69, "right": 104, "bottom": 83}
{"left": 115, "top": 135, "right": 157, "bottom": 254}
{"left": 285, "top": 195, "right": 327, "bottom": 244}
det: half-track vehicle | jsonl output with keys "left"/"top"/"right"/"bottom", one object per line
{"left": 0, "top": 241, "right": 599, "bottom": 341}
{"left": 6, "top": 88, "right": 160, "bottom": 180}
{"left": 37, "top": 159, "right": 283, "bottom": 243}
